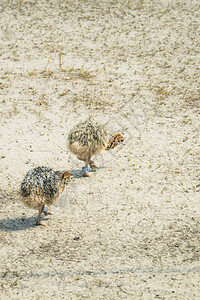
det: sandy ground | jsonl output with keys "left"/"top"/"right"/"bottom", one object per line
{"left": 0, "top": 0, "right": 200, "bottom": 299}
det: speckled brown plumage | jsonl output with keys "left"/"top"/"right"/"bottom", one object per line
{"left": 20, "top": 166, "right": 73, "bottom": 225}
{"left": 67, "top": 119, "right": 108, "bottom": 159}
{"left": 67, "top": 119, "right": 124, "bottom": 176}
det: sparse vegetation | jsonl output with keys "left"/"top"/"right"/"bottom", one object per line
{"left": 0, "top": 0, "right": 199, "bottom": 299}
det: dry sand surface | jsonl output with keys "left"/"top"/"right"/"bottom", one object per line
{"left": 0, "top": 0, "right": 200, "bottom": 299}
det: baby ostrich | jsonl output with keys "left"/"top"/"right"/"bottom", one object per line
{"left": 20, "top": 166, "right": 73, "bottom": 225}
{"left": 67, "top": 119, "right": 124, "bottom": 177}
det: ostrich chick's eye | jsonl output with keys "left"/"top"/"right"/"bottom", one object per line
{"left": 121, "top": 139, "right": 124, "bottom": 142}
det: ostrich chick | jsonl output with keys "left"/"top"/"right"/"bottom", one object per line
{"left": 67, "top": 119, "right": 124, "bottom": 177}
{"left": 20, "top": 166, "right": 73, "bottom": 225}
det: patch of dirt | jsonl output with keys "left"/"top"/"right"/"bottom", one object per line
{"left": 0, "top": 0, "right": 200, "bottom": 299}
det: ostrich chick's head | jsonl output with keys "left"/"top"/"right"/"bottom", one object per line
{"left": 61, "top": 171, "right": 73, "bottom": 184}
{"left": 106, "top": 133, "right": 125, "bottom": 150}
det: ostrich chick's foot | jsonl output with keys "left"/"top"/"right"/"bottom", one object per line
{"left": 82, "top": 172, "right": 91, "bottom": 177}
{"left": 82, "top": 167, "right": 91, "bottom": 177}
{"left": 89, "top": 160, "right": 99, "bottom": 169}
{"left": 36, "top": 221, "right": 46, "bottom": 226}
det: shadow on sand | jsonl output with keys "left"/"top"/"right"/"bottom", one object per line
{"left": 67, "top": 167, "right": 104, "bottom": 178}
{"left": 0, "top": 215, "right": 50, "bottom": 232}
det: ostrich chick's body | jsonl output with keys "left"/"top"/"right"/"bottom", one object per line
{"left": 67, "top": 119, "right": 124, "bottom": 176}
{"left": 20, "top": 166, "right": 73, "bottom": 225}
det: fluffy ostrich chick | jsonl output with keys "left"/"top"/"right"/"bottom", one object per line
{"left": 20, "top": 166, "right": 73, "bottom": 225}
{"left": 67, "top": 119, "right": 125, "bottom": 177}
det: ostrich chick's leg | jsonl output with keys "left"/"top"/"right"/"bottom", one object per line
{"left": 78, "top": 156, "right": 98, "bottom": 168}
{"left": 82, "top": 156, "right": 91, "bottom": 177}
{"left": 36, "top": 204, "right": 45, "bottom": 226}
